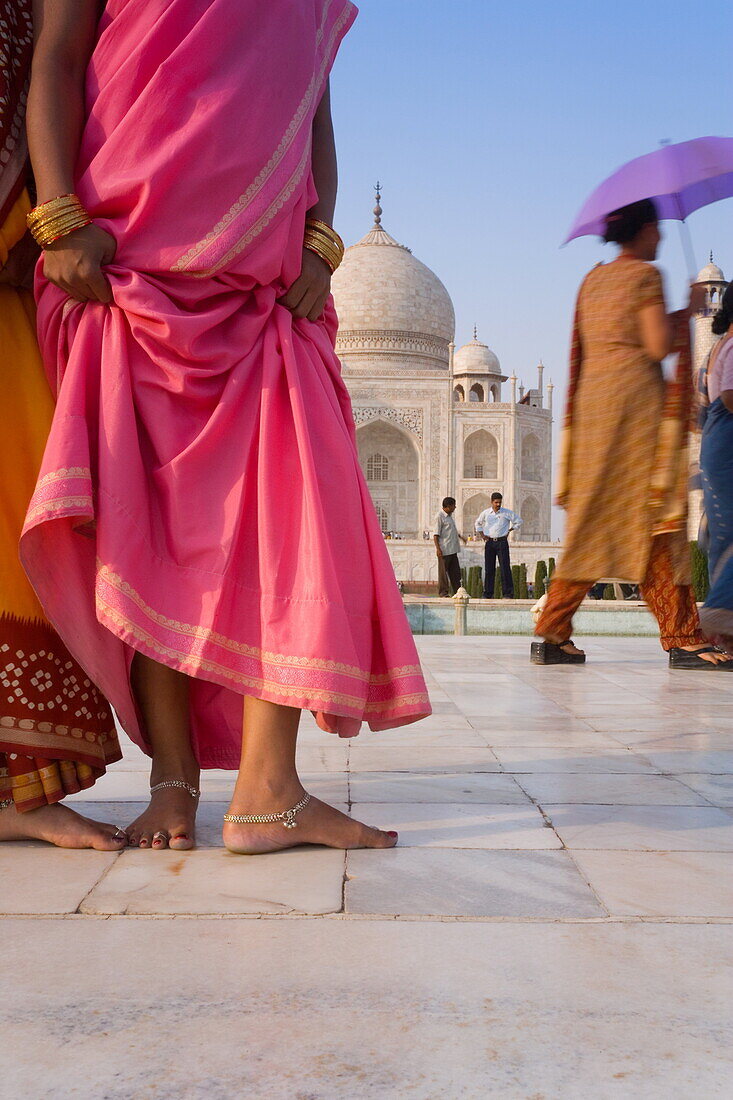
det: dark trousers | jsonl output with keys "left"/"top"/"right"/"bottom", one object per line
{"left": 438, "top": 553, "right": 462, "bottom": 596}
{"left": 483, "top": 537, "right": 513, "bottom": 598}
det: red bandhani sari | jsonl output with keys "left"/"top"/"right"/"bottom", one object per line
{"left": 1, "top": 0, "right": 120, "bottom": 812}
{"left": 22, "top": 0, "right": 431, "bottom": 769}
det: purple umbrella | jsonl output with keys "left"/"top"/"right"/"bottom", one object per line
{"left": 565, "top": 136, "right": 733, "bottom": 247}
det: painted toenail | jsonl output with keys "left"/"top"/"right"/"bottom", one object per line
{"left": 387, "top": 831, "right": 398, "bottom": 837}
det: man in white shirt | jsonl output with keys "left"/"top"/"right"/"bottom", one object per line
{"left": 433, "top": 497, "right": 467, "bottom": 596}
{"left": 475, "top": 492, "right": 522, "bottom": 598}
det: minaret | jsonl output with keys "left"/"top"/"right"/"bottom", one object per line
{"left": 447, "top": 337, "right": 456, "bottom": 495}
{"left": 537, "top": 361, "right": 544, "bottom": 406}
{"left": 693, "top": 252, "right": 728, "bottom": 372}
{"left": 508, "top": 375, "right": 518, "bottom": 511}
{"left": 547, "top": 380, "right": 554, "bottom": 415}
{"left": 689, "top": 253, "right": 728, "bottom": 540}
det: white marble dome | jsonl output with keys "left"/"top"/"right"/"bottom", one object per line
{"left": 696, "top": 257, "right": 726, "bottom": 283}
{"left": 332, "top": 216, "right": 455, "bottom": 369}
{"left": 453, "top": 335, "right": 502, "bottom": 376}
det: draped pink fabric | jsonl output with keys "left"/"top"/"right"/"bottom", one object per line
{"left": 21, "top": 0, "right": 431, "bottom": 769}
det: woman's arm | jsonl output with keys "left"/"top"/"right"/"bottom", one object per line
{"left": 638, "top": 283, "right": 707, "bottom": 362}
{"left": 27, "top": 0, "right": 115, "bottom": 302}
{"left": 279, "top": 81, "right": 338, "bottom": 322}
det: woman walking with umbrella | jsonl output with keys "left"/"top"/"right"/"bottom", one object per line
{"left": 533, "top": 197, "right": 731, "bottom": 668}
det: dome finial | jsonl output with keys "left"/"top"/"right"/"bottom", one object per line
{"left": 710, "top": 250, "right": 714, "bottom": 263}
{"left": 373, "top": 181, "right": 382, "bottom": 227}
{"left": 473, "top": 323, "right": 478, "bottom": 341}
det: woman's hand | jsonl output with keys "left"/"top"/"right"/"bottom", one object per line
{"left": 41, "top": 223, "right": 117, "bottom": 303}
{"left": 278, "top": 248, "right": 331, "bottom": 321}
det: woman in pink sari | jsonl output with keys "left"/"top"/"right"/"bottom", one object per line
{"left": 23, "top": 0, "right": 430, "bottom": 853}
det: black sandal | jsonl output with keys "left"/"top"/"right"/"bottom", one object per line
{"left": 531, "top": 640, "right": 586, "bottom": 665}
{"left": 668, "top": 646, "right": 733, "bottom": 670}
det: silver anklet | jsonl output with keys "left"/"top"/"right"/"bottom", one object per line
{"left": 150, "top": 779, "right": 200, "bottom": 799}
{"left": 0, "top": 798, "right": 13, "bottom": 811}
{"left": 224, "top": 792, "right": 311, "bottom": 830}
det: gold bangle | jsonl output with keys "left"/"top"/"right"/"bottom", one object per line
{"left": 303, "top": 227, "right": 343, "bottom": 272}
{"left": 27, "top": 192, "right": 92, "bottom": 248}
{"left": 305, "top": 218, "right": 344, "bottom": 254}
{"left": 31, "top": 214, "right": 92, "bottom": 248}
{"left": 303, "top": 237, "right": 341, "bottom": 273}
{"left": 28, "top": 200, "right": 85, "bottom": 229}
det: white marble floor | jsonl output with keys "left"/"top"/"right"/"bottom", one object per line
{"left": 3, "top": 637, "right": 733, "bottom": 1098}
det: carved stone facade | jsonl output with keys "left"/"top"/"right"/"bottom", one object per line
{"left": 330, "top": 197, "right": 553, "bottom": 545}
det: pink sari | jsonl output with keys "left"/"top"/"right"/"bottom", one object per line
{"left": 21, "top": 0, "right": 431, "bottom": 768}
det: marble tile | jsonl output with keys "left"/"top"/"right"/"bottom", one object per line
{"left": 347, "top": 744, "right": 502, "bottom": 773}
{"left": 571, "top": 850, "right": 733, "bottom": 918}
{"left": 351, "top": 726, "right": 487, "bottom": 748}
{"left": 349, "top": 771, "right": 528, "bottom": 804}
{"left": 476, "top": 726, "right": 623, "bottom": 749}
{"left": 642, "top": 750, "right": 733, "bottom": 774}
{"left": 81, "top": 847, "right": 345, "bottom": 915}
{"left": 467, "top": 714, "right": 595, "bottom": 734}
{"left": 349, "top": 802, "right": 561, "bottom": 849}
{"left": 345, "top": 848, "right": 604, "bottom": 917}
{"left": 0, "top": 848, "right": 120, "bottom": 914}
{"left": 585, "top": 715, "right": 720, "bottom": 734}
{"left": 515, "top": 773, "right": 707, "bottom": 806}
{"left": 549, "top": 805, "right": 733, "bottom": 851}
{"left": 5, "top": 920, "right": 731, "bottom": 1098}
{"left": 674, "top": 773, "right": 733, "bottom": 806}
{"left": 491, "top": 746, "right": 659, "bottom": 773}
{"left": 295, "top": 745, "right": 351, "bottom": 773}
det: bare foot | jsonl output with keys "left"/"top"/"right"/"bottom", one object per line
{"left": 126, "top": 785, "right": 199, "bottom": 850}
{"left": 222, "top": 794, "right": 398, "bottom": 855}
{"left": 0, "top": 801, "right": 127, "bottom": 851}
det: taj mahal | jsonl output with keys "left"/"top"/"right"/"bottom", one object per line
{"left": 330, "top": 189, "right": 728, "bottom": 587}
{"left": 331, "top": 188, "right": 557, "bottom": 585}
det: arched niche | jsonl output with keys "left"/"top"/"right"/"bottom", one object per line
{"left": 463, "top": 428, "right": 498, "bottom": 479}
{"left": 521, "top": 433, "right": 541, "bottom": 482}
{"left": 522, "top": 495, "right": 540, "bottom": 537}
{"left": 453, "top": 384, "right": 465, "bottom": 402}
{"left": 469, "top": 383, "right": 484, "bottom": 402}
{"left": 375, "top": 504, "right": 389, "bottom": 533}
{"left": 356, "top": 419, "right": 420, "bottom": 538}
{"left": 462, "top": 492, "right": 492, "bottom": 538}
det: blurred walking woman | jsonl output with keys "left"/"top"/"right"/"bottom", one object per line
{"left": 534, "top": 199, "right": 731, "bottom": 669}
{"left": 699, "top": 282, "right": 733, "bottom": 650}
{"left": 22, "top": 0, "right": 429, "bottom": 853}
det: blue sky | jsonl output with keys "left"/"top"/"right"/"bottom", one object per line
{"left": 330, "top": 0, "right": 733, "bottom": 533}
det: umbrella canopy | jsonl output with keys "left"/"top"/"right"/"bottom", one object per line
{"left": 565, "top": 136, "right": 733, "bottom": 243}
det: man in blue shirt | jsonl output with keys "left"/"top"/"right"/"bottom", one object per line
{"left": 475, "top": 493, "right": 522, "bottom": 598}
